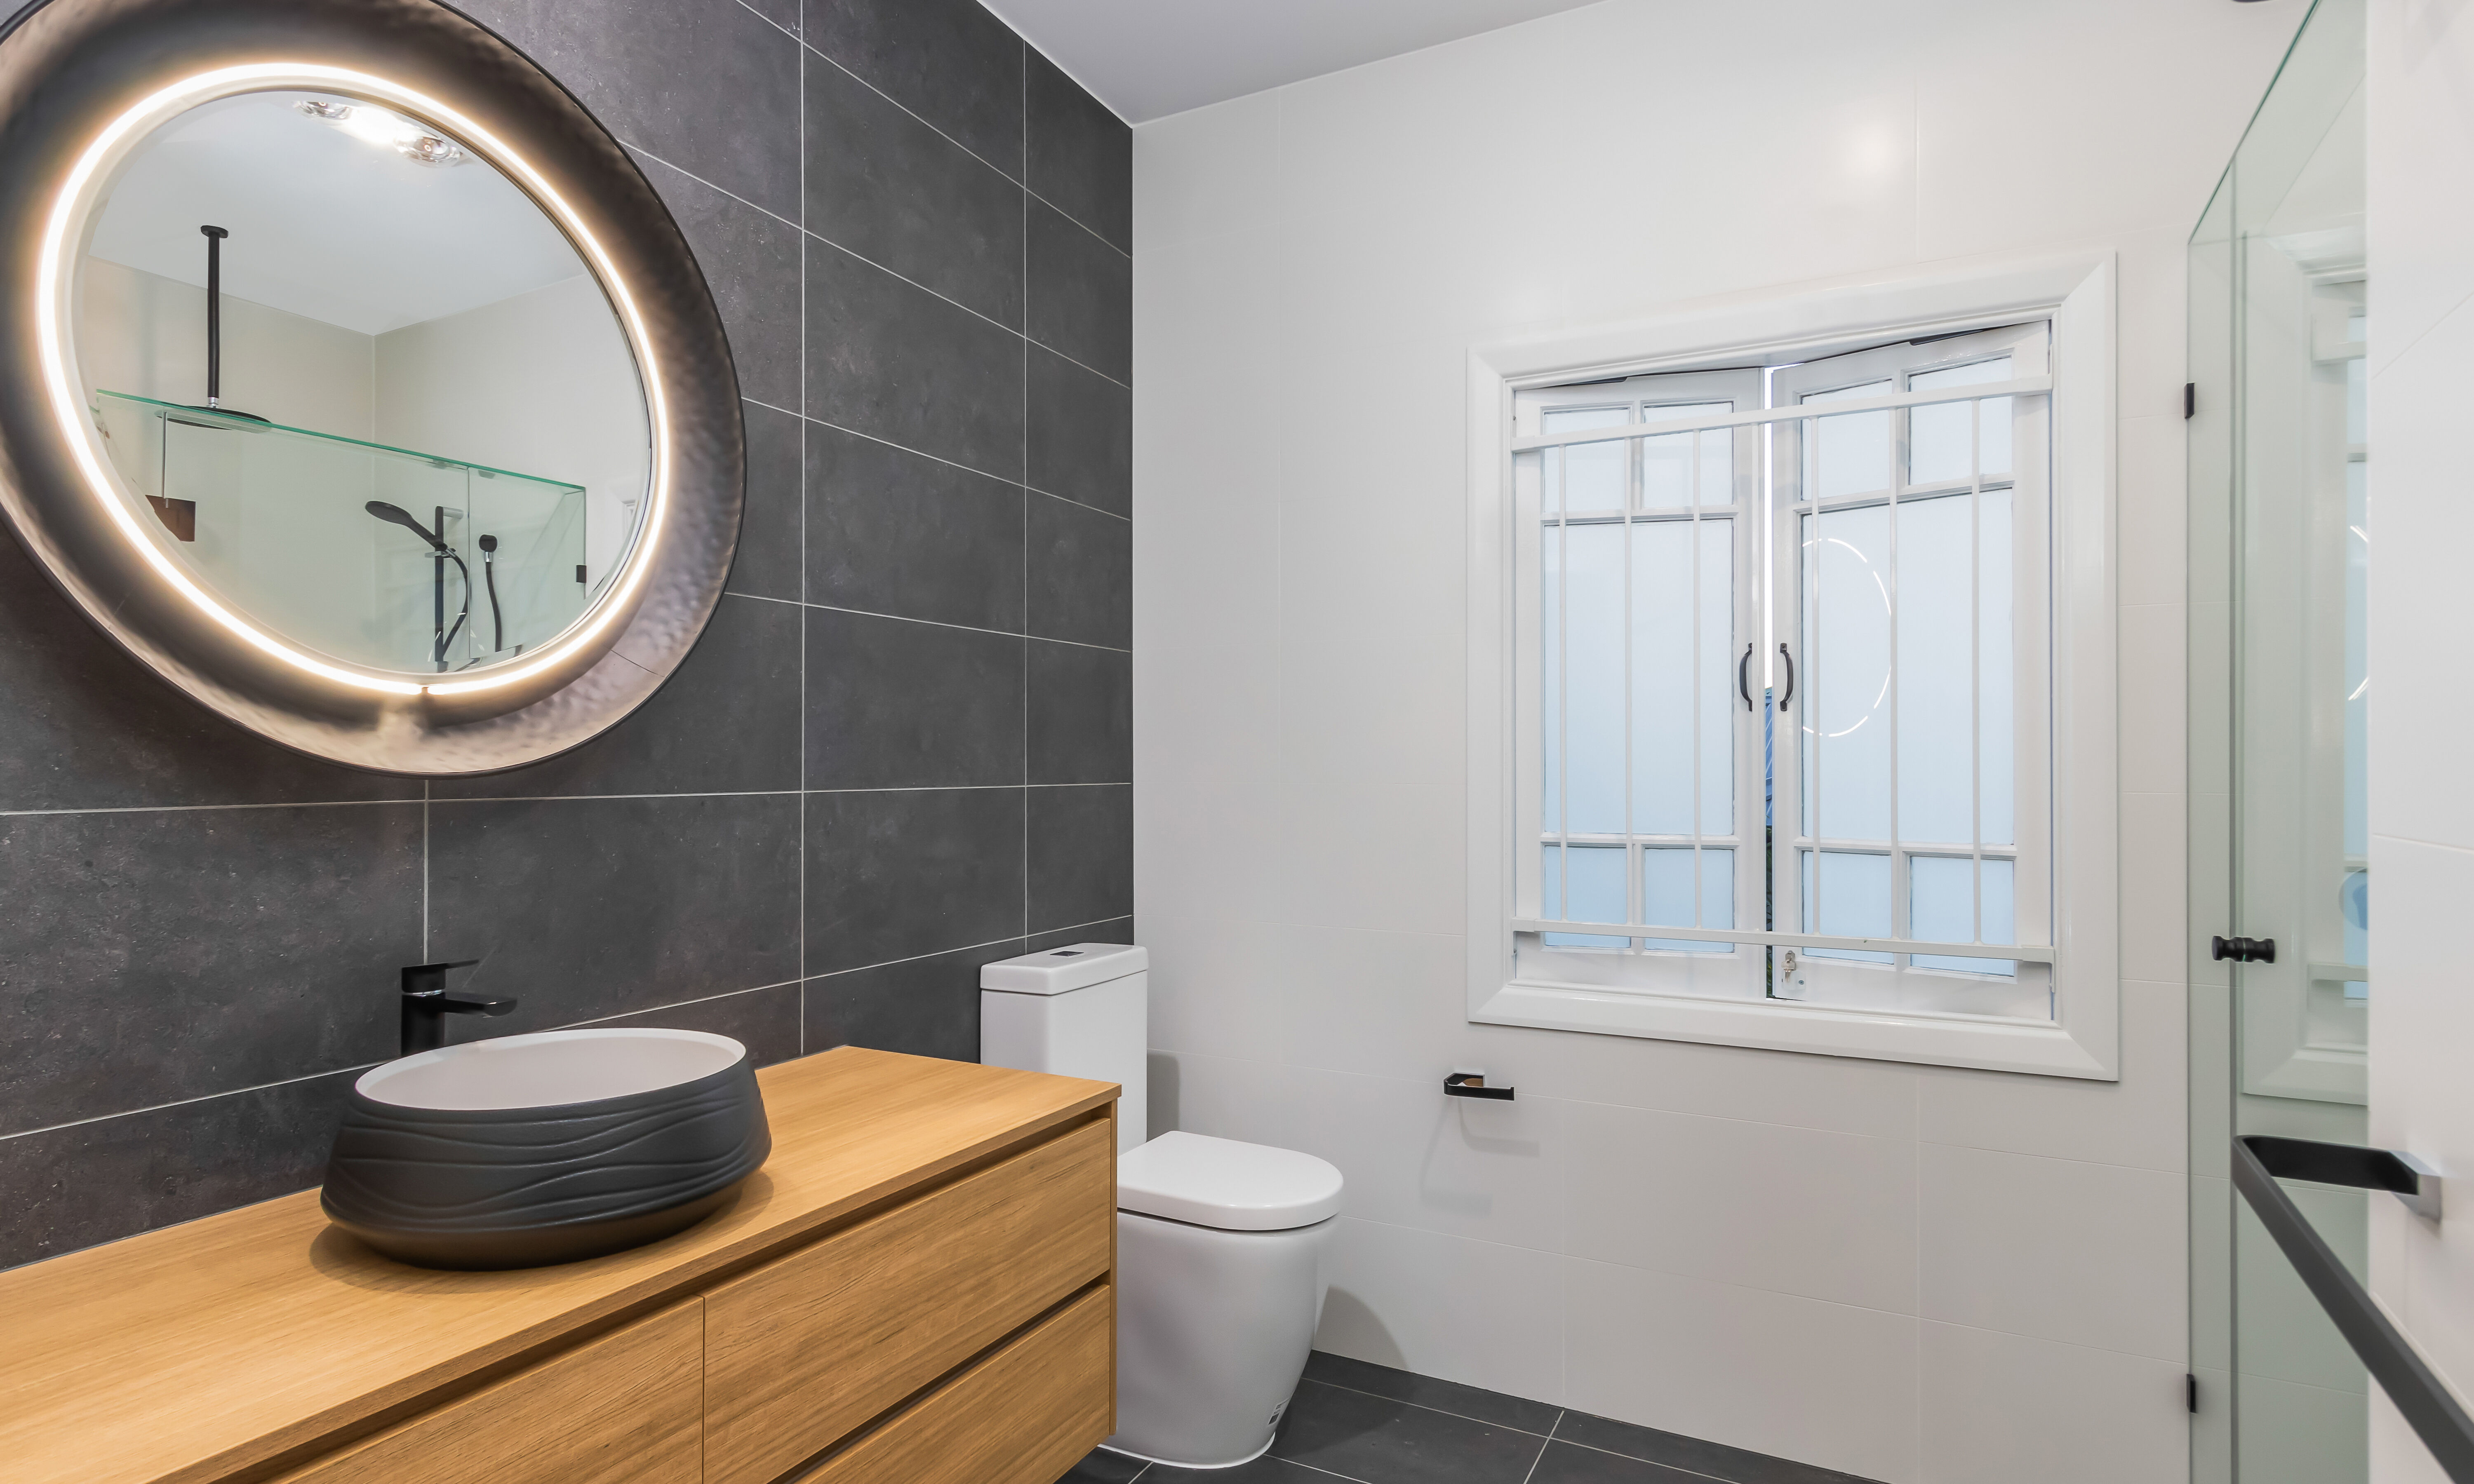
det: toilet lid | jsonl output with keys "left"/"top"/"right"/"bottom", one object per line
{"left": 1116, "top": 1131, "right": 1343, "bottom": 1232}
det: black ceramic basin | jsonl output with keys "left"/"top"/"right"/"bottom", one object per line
{"left": 321, "top": 1028, "right": 770, "bottom": 1269}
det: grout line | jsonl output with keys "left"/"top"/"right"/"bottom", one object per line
{"left": 802, "top": 915, "right": 1131, "bottom": 984}
{"left": 783, "top": 404, "right": 1130, "bottom": 522}
{"left": 563, "top": 978, "right": 804, "bottom": 1029}
{"left": 734, "top": 0, "right": 795, "bottom": 42}
{"left": 1300, "top": 1378, "right": 1558, "bottom": 1441}
{"left": 796, "top": 13, "right": 810, "bottom": 1057}
{"left": 0, "top": 797, "right": 420, "bottom": 817}
{"left": 735, "top": 592, "right": 1131, "bottom": 652}
{"left": 1514, "top": 1434, "right": 1550, "bottom": 1484}
{"left": 1021, "top": 40, "right": 1031, "bottom": 953}
{"left": 0, "top": 1063, "right": 378, "bottom": 1144}
{"left": 420, "top": 780, "right": 430, "bottom": 959}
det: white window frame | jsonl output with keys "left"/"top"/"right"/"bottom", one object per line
{"left": 1466, "top": 253, "right": 2120, "bottom": 1079}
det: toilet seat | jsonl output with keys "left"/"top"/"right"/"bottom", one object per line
{"left": 1116, "top": 1131, "right": 1343, "bottom": 1232}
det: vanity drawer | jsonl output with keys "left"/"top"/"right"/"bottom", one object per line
{"left": 796, "top": 1284, "right": 1113, "bottom": 1484}
{"left": 704, "top": 1116, "right": 1114, "bottom": 1484}
{"left": 272, "top": 1298, "right": 701, "bottom": 1484}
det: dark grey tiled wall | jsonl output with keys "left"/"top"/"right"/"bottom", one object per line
{"left": 0, "top": 0, "right": 1131, "bottom": 1270}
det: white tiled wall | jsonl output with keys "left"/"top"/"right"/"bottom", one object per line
{"left": 1132, "top": 2, "right": 2309, "bottom": 1478}
{"left": 2368, "top": 4, "right": 2474, "bottom": 1479}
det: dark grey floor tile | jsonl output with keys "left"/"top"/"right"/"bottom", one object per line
{"left": 808, "top": 240, "right": 1026, "bottom": 483}
{"left": 437, "top": 594, "right": 800, "bottom": 799}
{"left": 806, "top": 51, "right": 1023, "bottom": 326}
{"left": 470, "top": 0, "right": 802, "bottom": 220}
{"left": 586, "top": 982, "right": 801, "bottom": 1067}
{"left": 1026, "top": 199, "right": 1131, "bottom": 385}
{"left": 1028, "top": 344, "right": 1131, "bottom": 519}
{"left": 807, "top": 424, "right": 1023, "bottom": 633}
{"left": 1303, "top": 1352, "right": 1563, "bottom": 1436}
{"left": 1272, "top": 1377, "right": 1549, "bottom": 1484}
{"left": 805, "top": 608, "right": 1023, "bottom": 789}
{"left": 1027, "top": 494, "right": 1131, "bottom": 649}
{"left": 730, "top": 402, "right": 805, "bottom": 603}
{"left": 1147, "top": 1458, "right": 1345, "bottom": 1483}
{"left": 1025, "top": 49, "right": 1130, "bottom": 253}
{"left": 0, "top": 1067, "right": 360, "bottom": 1271}
{"left": 804, "top": 0, "right": 1023, "bottom": 179}
{"left": 635, "top": 149, "right": 803, "bottom": 414}
{"left": 804, "top": 939, "right": 1015, "bottom": 1062}
{"left": 1553, "top": 1412, "right": 1883, "bottom": 1484}
{"left": 0, "top": 804, "right": 420, "bottom": 1137}
{"left": 1050, "top": 1446, "right": 1147, "bottom": 1483}
{"left": 804, "top": 788, "right": 1023, "bottom": 973}
{"left": 427, "top": 794, "right": 800, "bottom": 1035}
{"left": 1028, "top": 641, "right": 1129, "bottom": 785}
{"left": 1529, "top": 1441, "right": 1713, "bottom": 1484}
{"left": 1027, "top": 785, "right": 1130, "bottom": 934}
{"left": 1025, "top": 917, "right": 1131, "bottom": 954}
{"left": 0, "top": 532, "right": 415, "bottom": 812}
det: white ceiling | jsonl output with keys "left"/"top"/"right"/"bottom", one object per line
{"left": 983, "top": 0, "right": 1611, "bottom": 123}
{"left": 88, "top": 92, "right": 586, "bottom": 336}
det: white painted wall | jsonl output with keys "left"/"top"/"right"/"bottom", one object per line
{"left": 1132, "top": 2, "right": 2305, "bottom": 1479}
{"left": 2365, "top": 3, "right": 2474, "bottom": 1479}
{"left": 78, "top": 255, "right": 375, "bottom": 439}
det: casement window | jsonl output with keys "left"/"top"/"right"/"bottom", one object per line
{"left": 1467, "top": 258, "right": 2117, "bottom": 1078}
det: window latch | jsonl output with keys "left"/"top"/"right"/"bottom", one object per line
{"left": 1777, "top": 643, "right": 1796, "bottom": 712}
{"left": 1737, "top": 643, "right": 1754, "bottom": 711}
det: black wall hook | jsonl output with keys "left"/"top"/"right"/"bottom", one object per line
{"left": 1445, "top": 1072, "right": 1515, "bottom": 1101}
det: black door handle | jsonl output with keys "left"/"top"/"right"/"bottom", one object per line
{"left": 1738, "top": 643, "right": 1754, "bottom": 711}
{"left": 1776, "top": 643, "right": 1795, "bottom": 712}
{"left": 2211, "top": 935, "right": 2276, "bottom": 963}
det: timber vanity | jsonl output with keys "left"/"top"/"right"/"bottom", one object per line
{"left": 0, "top": 1049, "right": 1119, "bottom": 1484}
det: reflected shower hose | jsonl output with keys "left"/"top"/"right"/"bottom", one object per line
{"left": 363, "top": 501, "right": 470, "bottom": 670}
{"left": 478, "top": 534, "right": 503, "bottom": 654}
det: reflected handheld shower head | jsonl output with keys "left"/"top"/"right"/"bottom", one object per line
{"left": 364, "top": 500, "right": 444, "bottom": 550}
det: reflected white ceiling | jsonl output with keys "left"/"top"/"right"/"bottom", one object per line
{"left": 983, "top": 0, "right": 1611, "bottom": 122}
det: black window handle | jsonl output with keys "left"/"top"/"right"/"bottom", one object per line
{"left": 1777, "top": 643, "right": 1795, "bottom": 712}
{"left": 1737, "top": 643, "right": 1754, "bottom": 711}
{"left": 2212, "top": 935, "right": 2276, "bottom": 964}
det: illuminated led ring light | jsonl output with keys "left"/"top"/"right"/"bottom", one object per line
{"left": 0, "top": 0, "right": 743, "bottom": 775}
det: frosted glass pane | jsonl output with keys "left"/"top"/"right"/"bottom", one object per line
{"left": 1908, "top": 356, "right": 2012, "bottom": 485}
{"left": 1803, "top": 850, "right": 1892, "bottom": 963}
{"left": 1804, "top": 503, "right": 1893, "bottom": 842}
{"left": 1541, "top": 526, "right": 1561, "bottom": 828}
{"left": 1805, "top": 379, "right": 1892, "bottom": 500}
{"left": 1640, "top": 402, "right": 1732, "bottom": 509}
{"left": 1561, "top": 523, "right": 1626, "bottom": 834}
{"left": 1643, "top": 847, "right": 1733, "bottom": 953}
{"left": 1545, "top": 406, "right": 1627, "bottom": 510}
{"left": 1897, "top": 494, "right": 1973, "bottom": 845}
{"left": 1542, "top": 843, "right": 1628, "bottom": 947}
{"left": 1979, "top": 490, "right": 2014, "bottom": 845}
{"left": 1910, "top": 855, "right": 2016, "bottom": 975}
{"left": 2345, "top": 459, "right": 2367, "bottom": 859}
{"left": 1629, "top": 519, "right": 1732, "bottom": 836}
{"left": 2345, "top": 357, "right": 2366, "bottom": 447}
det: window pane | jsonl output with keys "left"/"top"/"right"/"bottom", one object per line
{"left": 1909, "top": 855, "right": 2015, "bottom": 976}
{"left": 1802, "top": 850, "right": 1892, "bottom": 963}
{"left": 1979, "top": 489, "right": 2015, "bottom": 845}
{"left": 1545, "top": 406, "right": 1627, "bottom": 510}
{"left": 1804, "top": 503, "right": 1893, "bottom": 842}
{"left": 1698, "top": 519, "right": 1733, "bottom": 833}
{"left": 1644, "top": 846, "right": 1733, "bottom": 953}
{"left": 1805, "top": 379, "right": 1893, "bottom": 500}
{"left": 1541, "top": 522, "right": 1560, "bottom": 828}
{"left": 1542, "top": 843, "right": 1628, "bottom": 947}
{"left": 1562, "top": 522, "right": 1626, "bottom": 834}
{"left": 1640, "top": 402, "right": 1732, "bottom": 509}
{"left": 1630, "top": 519, "right": 1732, "bottom": 836}
{"left": 1908, "top": 356, "right": 2013, "bottom": 485}
{"left": 1896, "top": 493, "right": 1973, "bottom": 846}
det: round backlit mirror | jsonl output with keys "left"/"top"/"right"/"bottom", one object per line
{"left": 0, "top": 0, "right": 741, "bottom": 774}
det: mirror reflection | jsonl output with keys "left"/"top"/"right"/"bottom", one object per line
{"left": 74, "top": 90, "right": 650, "bottom": 674}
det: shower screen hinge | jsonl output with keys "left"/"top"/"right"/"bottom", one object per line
{"left": 2184, "top": 382, "right": 2196, "bottom": 419}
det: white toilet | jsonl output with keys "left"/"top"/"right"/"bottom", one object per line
{"left": 981, "top": 943, "right": 1342, "bottom": 1469}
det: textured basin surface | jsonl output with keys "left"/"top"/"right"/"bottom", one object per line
{"left": 322, "top": 1028, "right": 770, "bottom": 1270}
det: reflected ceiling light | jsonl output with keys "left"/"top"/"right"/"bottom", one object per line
{"left": 296, "top": 94, "right": 466, "bottom": 167}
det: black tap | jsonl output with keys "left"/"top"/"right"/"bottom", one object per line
{"left": 398, "top": 960, "right": 516, "bottom": 1055}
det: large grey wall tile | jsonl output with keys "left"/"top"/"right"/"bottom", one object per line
{"left": 1026, "top": 49, "right": 1131, "bottom": 252}
{"left": 731, "top": 402, "right": 807, "bottom": 603}
{"left": 1027, "top": 345, "right": 1131, "bottom": 518}
{"left": 1027, "top": 493, "right": 1131, "bottom": 649}
{"left": 807, "top": 240, "right": 1025, "bottom": 481}
{"left": 806, "top": 607, "right": 1023, "bottom": 788}
{"left": 805, "top": 54, "right": 1023, "bottom": 326}
{"left": 635, "top": 150, "right": 802, "bottom": 413}
{"left": 805, "top": 788, "right": 1024, "bottom": 972}
{"left": 1027, "top": 784, "right": 1130, "bottom": 933}
{"left": 1028, "top": 641, "right": 1130, "bottom": 784}
{"left": 589, "top": 982, "right": 802, "bottom": 1067}
{"left": 807, "top": 424, "right": 1023, "bottom": 632}
{"left": 1025, "top": 199, "right": 1131, "bottom": 384}
{"left": 804, "top": 0, "right": 1023, "bottom": 179}
{"left": 427, "top": 794, "right": 800, "bottom": 1034}
{"left": 0, "top": 534, "right": 414, "bottom": 812}
{"left": 0, "top": 805, "right": 420, "bottom": 1137}
{"left": 0, "top": 1069, "right": 358, "bottom": 1271}
{"left": 435, "top": 594, "right": 800, "bottom": 800}
{"left": 468, "top": 0, "right": 802, "bottom": 219}
{"left": 1027, "top": 916, "right": 1131, "bottom": 954}
{"left": 802, "top": 940, "right": 1009, "bottom": 1061}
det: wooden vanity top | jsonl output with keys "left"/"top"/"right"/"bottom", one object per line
{"left": 0, "top": 1047, "right": 1117, "bottom": 1484}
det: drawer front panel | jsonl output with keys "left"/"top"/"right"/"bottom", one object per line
{"left": 274, "top": 1299, "right": 701, "bottom": 1484}
{"left": 705, "top": 1117, "right": 1114, "bottom": 1484}
{"left": 797, "top": 1284, "right": 1113, "bottom": 1484}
